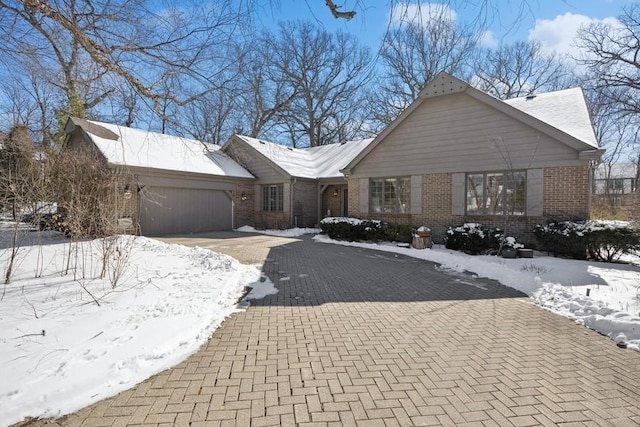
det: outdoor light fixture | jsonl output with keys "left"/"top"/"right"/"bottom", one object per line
{"left": 123, "top": 184, "right": 132, "bottom": 199}
{"left": 333, "top": 189, "right": 339, "bottom": 197}
{"left": 241, "top": 193, "right": 247, "bottom": 201}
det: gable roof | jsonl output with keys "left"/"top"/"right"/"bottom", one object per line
{"left": 504, "top": 88, "right": 598, "bottom": 148}
{"left": 228, "top": 135, "right": 374, "bottom": 180}
{"left": 66, "top": 118, "right": 253, "bottom": 179}
{"left": 343, "top": 72, "right": 602, "bottom": 174}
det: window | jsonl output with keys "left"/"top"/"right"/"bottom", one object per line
{"left": 370, "top": 177, "right": 410, "bottom": 214}
{"left": 262, "top": 184, "right": 283, "bottom": 211}
{"left": 466, "top": 171, "right": 526, "bottom": 215}
{"left": 607, "top": 178, "right": 625, "bottom": 194}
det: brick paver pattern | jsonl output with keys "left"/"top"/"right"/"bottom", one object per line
{"left": 19, "top": 232, "right": 640, "bottom": 427}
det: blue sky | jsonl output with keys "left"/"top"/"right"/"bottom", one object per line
{"left": 257, "top": 0, "right": 630, "bottom": 56}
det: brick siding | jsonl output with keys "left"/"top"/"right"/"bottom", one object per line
{"left": 233, "top": 182, "right": 255, "bottom": 228}
{"left": 347, "top": 166, "right": 592, "bottom": 246}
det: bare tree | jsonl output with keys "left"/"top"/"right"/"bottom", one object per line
{"left": 233, "top": 39, "right": 298, "bottom": 139}
{"left": 576, "top": 3, "right": 640, "bottom": 117}
{"left": 268, "top": 21, "right": 373, "bottom": 147}
{"left": 473, "top": 40, "right": 574, "bottom": 99}
{"left": 370, "top": 5, "right": 477, "bottom": 126}
{"left": 0, "top": 0, "right": 246, "bottom": 121}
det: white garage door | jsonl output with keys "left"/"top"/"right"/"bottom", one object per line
{"left": 139, "top": 187, "right": 232, "bottom": 235}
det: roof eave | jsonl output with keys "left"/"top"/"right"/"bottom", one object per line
{"left": 579, "top": 149, "right": 605, "bottom": 161}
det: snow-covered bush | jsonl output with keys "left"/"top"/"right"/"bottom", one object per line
{"left": 444, "top": 223, "right": 512, "bottom": 255}
{"left": 319, "top": 217, "right": 412, "bottom": 243}
{"left": 320, "top": 217, "right": 383, "bottom": 241}
{"left": 534, "top": 220, "right": 640, "bottom": 262}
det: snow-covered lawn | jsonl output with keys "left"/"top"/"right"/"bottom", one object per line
{"left": 314, "top": 234, "right": 640, "bottom": 352}
{"left": 0, "top": 231, "right": 275, "bottom": 426}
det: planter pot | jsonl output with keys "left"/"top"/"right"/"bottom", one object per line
{"left": 500, "top": 247, "right": 517, "bottom": 258}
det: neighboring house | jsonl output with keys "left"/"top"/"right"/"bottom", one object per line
{"left": 64, "top": 118, "right": 254, "bottom": 235}
{"left": 340, "top": 72, "right": 603, "bottom": 243}
{"left": 592, "top": 162, "right": 638, "bottom": 218}
{"left": 223, "top": 135, "right": 373, "bottom": 229}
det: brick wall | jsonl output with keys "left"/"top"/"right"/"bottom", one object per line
{"left": 233, "top": 182, "right": 255, "bottom": 228}
{"left": 324, "top": 185, "right": 341, "bottom": 218}
{"left": 113, "top": 169, "right": 139, "bottom": 235}
{"left": 544, "top": 166, "right": 590, "bottom": 218}
{"left": 254, "top": 211, "right": 290, "bottom": 229}
{"left": 347, "top": 166, "right": 592, "bottom": 246}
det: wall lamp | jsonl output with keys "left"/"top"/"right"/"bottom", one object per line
{"left": 123, "top": 184, "right": 132, "bottom": 199}
{"left": 241, "top": 193, "right": 248, "bottom": 201}
{"left": 332, "top": 188, "right": 339, "bottom": 197}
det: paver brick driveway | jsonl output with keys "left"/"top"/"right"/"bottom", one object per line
{"left": 27, "top": 232, "right": 640, "bottom": 426}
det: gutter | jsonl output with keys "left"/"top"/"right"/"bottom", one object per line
{"left": 290, "top": 177, "right": 297, "bottom": 227}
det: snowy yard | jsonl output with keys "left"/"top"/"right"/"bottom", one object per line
{"left": 0, "top": 227, "right": 275, "bottom": 426}
{"left": 1, "top": 223, "right": 640, "bottom": 426}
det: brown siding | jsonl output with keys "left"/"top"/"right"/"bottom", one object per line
{"left": 224, "top": 139, "right": 285, "bottom": 184}
{"left": 352, "top": 92, "right": 581, "bottom": 178}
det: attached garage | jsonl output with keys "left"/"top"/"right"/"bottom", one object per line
{"left": 64, "top": 118, "right": 255, "bottom": 237}
{"left": 139, "top": 187, "right": 232, "bottom": 235}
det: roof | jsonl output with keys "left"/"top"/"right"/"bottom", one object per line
{"left": 68, "top": 119, "right": 253, "bottom": 179}
{"left": 231, "top": 135, "right": 374, "bottom": 179}
{"left": 343, "top": 72, "right": 601, "bottom": 173}
{"left": 504, "top": 88, "right": 598, "bottom": 148}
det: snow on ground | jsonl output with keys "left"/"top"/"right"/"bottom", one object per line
{"left": 236, "top": 225, "right": 321, "bottom": 237}
{"left": 0, "top": 231, "right": 274, "bottom": 426}
{"left": 313, "top": 234, "right": 640, "bottom": 352}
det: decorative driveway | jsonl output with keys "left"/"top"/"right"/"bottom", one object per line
{"left": 25, "top": 232, "right": 640, "bottom": 426}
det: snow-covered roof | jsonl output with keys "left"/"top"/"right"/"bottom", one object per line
{"left": 504, "top": 88, "right": 598, "bottom": 148}
{"left": 81, "top": 120, "right": 253, "bottom": 179}
{"left": 594, "top": 163, "right": 637, "bottom": 180}
{"left": 233, "top": 135, "right": 374, "bottom": 179}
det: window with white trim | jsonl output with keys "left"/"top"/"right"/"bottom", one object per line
{"left": 370, "top": 177, "right": 410, "bottom": 214}
{"left": 466, "top": 171, "right": 526, "bottom": 215}
{"left": 262, "top": 184, "right": 283, "bottom": 211}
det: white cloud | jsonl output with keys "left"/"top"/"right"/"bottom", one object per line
{"left": 479, "top": 30, "right": 498, "bottom": 48}
{"left": 528, "top": 12, "right": 621, "bottom": 58}
{"left": 390, "top": 3, "right": 457, "bottom": 27}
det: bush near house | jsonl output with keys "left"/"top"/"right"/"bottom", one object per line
{"left": 533, "top": 220, "right": 640, "bottom": 262}
{"left": 444, "top": 223, "right": 522, "bottom": 255}
{"left": 319, "top": 217, "right": 413, "bottom": 243}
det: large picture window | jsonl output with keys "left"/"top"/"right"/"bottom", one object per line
{"left": 370, "top": 177, "right": 410, "bottom": 214}
{"left": 466, "top": 171, "right": 526, "bottom": 215}
{"left": 262, "top": 184, "right": 283, "bottom": 211}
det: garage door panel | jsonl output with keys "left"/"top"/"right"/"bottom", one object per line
{"left": 139, "top": 187, "right": 232, "bottom": 235}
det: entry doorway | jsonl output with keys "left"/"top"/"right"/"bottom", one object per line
{"left": 342, "top": 189, "right": 349, "bottom": 216}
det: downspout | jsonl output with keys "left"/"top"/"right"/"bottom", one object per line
{"left": 290, "top": 177, "right": 297, "bottom": 227}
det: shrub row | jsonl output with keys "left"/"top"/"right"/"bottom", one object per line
{"left": 534, "top": 220, "right": 640, "bottom": 262}
{"left": 321, "top": 217, "right": 640, "bottom": 263}
{"left": 444, "top": 223, "right": 522, "bottom": 255}
{"left": 319, "top": 217, "right": 413, "bottom": 243}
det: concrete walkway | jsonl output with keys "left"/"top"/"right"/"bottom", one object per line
{"left": 24, "top": 232, "right": 640, "bottom": 426}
